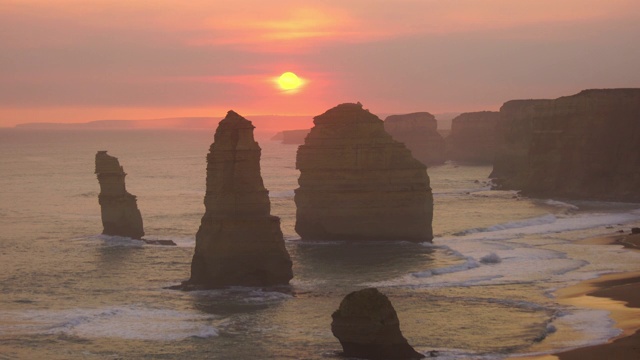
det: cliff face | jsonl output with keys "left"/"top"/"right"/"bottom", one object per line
{"left": 384, "top": 112, "right": 446, "bottom": 166}
{"left": 331, "top": 288, "right": 424, "bottom": 360}
{"left": 95, "top": 151, "right": 144, "bottom": 239}
{"left": 447, "top": 111, "right": 500, "bottom": 163}
{"left": 491, "top": 89, "right": 640, "bottom": 201}
{"left": 295, "top": 103, "right": 433, "bottom": 242}
{"left": 188, "top": 111, "right": 293, "bottom": 288}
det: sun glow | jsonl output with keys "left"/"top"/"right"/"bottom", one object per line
{"left": 277, "top": 72, "right": 304, "bottom": 92}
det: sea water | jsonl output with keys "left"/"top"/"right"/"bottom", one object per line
{"left": 1, "top": 128, "right": 640, "bottom": 359}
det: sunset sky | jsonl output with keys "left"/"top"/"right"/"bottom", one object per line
{"left": 2, "top": 0, "right": 639, "bottom": 127}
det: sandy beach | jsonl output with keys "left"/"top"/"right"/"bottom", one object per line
{"left": 518, "top": 233, "right": 640, "bottom": 360}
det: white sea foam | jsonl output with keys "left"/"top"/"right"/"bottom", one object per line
{"left": 454, "top": 214, "right": 558, "bottom": 236}
{"left": 412, "top": 257, "right": 480, "bottom": 278}
{"left": 453, "top": 210, "right": 640, "bottom": 241}
{"left": 242, "top": 289, "right": 294, "bottom": 303}
{"left": 369, "top": 209, "right": 640, "bottom": 290}
{"left": 540, "top": 309, "right": 621, "bottom": 351}
{"left": 540, "top": 199, "right": 580, "bottom": 211}
{"left": 189, "top": 287, "right": 294, "bottom": 304}
{"left": 0, "top": 305, "right": 219, "bottom": 341}
{"left": 432, "top": 186, "right": 494, "bottom": 196}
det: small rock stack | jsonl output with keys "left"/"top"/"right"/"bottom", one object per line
{"left": 95, "top": 151, "right": 145, "bottom": 239}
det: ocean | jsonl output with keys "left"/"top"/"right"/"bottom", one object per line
{"left": 1, "top": 128, "right": 640, "bottom": 359}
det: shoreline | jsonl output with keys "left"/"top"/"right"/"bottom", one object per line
{"left": 516, "top": 233, "right": 640, "bottom": 360}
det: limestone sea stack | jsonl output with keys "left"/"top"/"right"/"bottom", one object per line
{"left": 491, "top": 89, "right": 640, "bottom": 201}
{"left": 447, "top": 111, "right": 500, "bottom": 164}
{"left": 384, "top": 112, "right": 446, "bottom": 166}
{"left": 331, "top": 288, "right": 424, "bottom": 360}
{"left": 295, "top": 103, "right": 433, "bottom": 242}
{"left": 95, "top": 151, "right": 144, "bottom": 239}
{"left": 187, "top": 111, "right": 293, "bottom": 288}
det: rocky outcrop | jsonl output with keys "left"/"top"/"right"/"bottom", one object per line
{"left": 331, "top": 288, "right": 424, "bottom": 360}
{"left": 295, "top": 103, "right": 433, "bottom": 242}
{"left": 491, "top": 89, "right": 640, "bottom": 201}
{"left": 384, "top": 112, "right": 446, "bottom": 166}
{"left": 187, "top": 111, "right": 293, "bottom": 288}
{"left": 95, "top": 151, "right": 144, "bottom": 239}
{"left": 447, "top": 111, "right": 500, "bottom": 163}
{"left": 271, "top": 129, "right": 312, "bottom": 144}
{"left": 282, "top": 129, "right": 311, "bottom": 144}
{"left": 270, "top": 131, "right": 284, "bottom": 141}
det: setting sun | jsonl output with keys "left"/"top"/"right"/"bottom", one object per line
{"left": 277, "top": 72, "right": 303, "bottom": 91}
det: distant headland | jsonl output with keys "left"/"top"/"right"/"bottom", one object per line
{"left": 12, "top": 115, "right": 315, "bottom": 134}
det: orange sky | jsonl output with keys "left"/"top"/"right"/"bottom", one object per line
{"left": 1, "top": 0, "right": 640, "bottom": 128}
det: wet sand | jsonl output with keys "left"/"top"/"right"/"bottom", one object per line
{"left": 518, "top": 233, "right": 640, "bottom": 360}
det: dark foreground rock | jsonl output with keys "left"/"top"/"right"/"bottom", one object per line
{"left": 491, "top": 89, "right": 640, "bottom": 201}
{"left": 384, "top": 112, "right": 446, "bottom": 166}
{"left": 185, "top": 111, "right": 293, "bottom": 288}
{"left": 95, "top": 151, "right": 144, "bottom": 239}
{"left": 295, "top": 103, "right": 433, "bottom": 242}
{"left": 331, "top": 288, "right": 424, "bottom": 360}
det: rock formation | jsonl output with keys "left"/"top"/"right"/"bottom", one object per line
{"left": 384, "top": 112, "right": 446, "bottom": 166}
{"left": 491, "top": 89, "right": 640, "bottom": 201}
{"left": 447, "top": 111, "right": 500, "bottom": 163}
{"left": 331, "top": 288, "right": 424, "bottom": 360}
{"left": 270, "top": 131, "right": 285, "bottom": 141}
{"left": 187, "top": 110, "right": 293, "bottom": 288}
{"left": 95, "top": 151, "right": 144, "bottom": 239}
{"left": 271, "top": 129, "right": 311, "bottom": 144}
{"left": 295, "top": 103, "right": 433, "bottom": 242}
{"left": 282, "top": 129, "right": 311, "bottom": 144}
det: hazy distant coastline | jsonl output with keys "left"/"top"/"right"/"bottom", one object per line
{"left": 13, "top": 116, "right": 311, "bottom": 132}
{"left": 11, "top": 113, "right": 459, "bottom": 132}
{"left": 14, "top": 117, "right": 218, "bottom": 130}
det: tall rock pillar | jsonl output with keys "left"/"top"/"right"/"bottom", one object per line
{"left": 188, "top": 111, "right": 293, "bottom": 288}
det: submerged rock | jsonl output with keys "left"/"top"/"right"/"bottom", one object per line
{"left": 331, "top": 288, "right": 424, "bottom": 360}
{"left": 95, "top": 151, "right": 144, "bottom": 239}
{"left": 186, "top": 111, "right": 293, "bottom": 288}
{"left": 447, "top": 111, "right": 500, "bottom": 164}
{"left": 295, "top": 103, "right": 433, "bottom": 242}
{"left": 491, "top": 89, "right": 640, "bottom": 201}
{"left": 384, "top": 112, "right": 446, "bottom": 166}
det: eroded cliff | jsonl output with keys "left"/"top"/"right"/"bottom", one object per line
{"left": 491, "top": 89, "right": 640, "bottom": 201}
